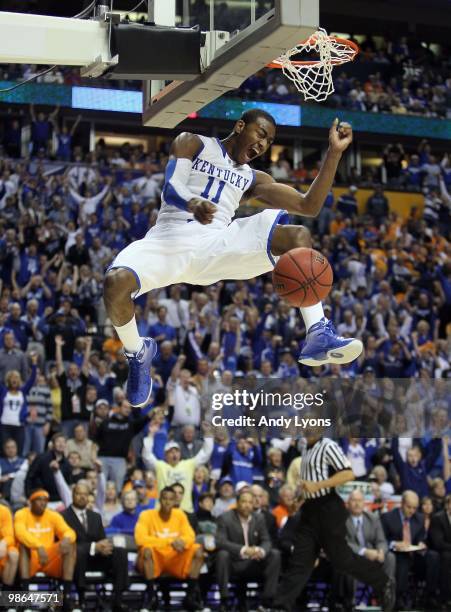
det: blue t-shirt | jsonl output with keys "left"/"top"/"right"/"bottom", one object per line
{"left": 106, "top": 511, "right": 138, "bottom": 536}
{"left": 57, "top": 134, "right": 72, "bottom": 160}
{"left": 148, "top": 322, "right": 176, "bottom": 344}
{"left": 32, "top": 120, "right": 50, "bottom": 143}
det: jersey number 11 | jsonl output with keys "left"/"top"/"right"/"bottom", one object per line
{"left": 200, "top": 177, "right": 226, "bottom": 204}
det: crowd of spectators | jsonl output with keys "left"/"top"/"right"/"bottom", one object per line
{"left": 0, "top": 5, "right": 450, "bottom": 609}
{"left": 271, "top": 141, "right": 451, "bottom": 194}
{"left": 238, "top": 35, "right": 451, "bottom": 119}
{"left": 0, "top": 127, "right": 450, "bottom": 610}
{"left": 0, "top": 34, "right": 449, "bottom": 120}
{"left": 1, "top": 105, "right": 450, "bottom": 198}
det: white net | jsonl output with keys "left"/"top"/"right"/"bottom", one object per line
{"left": 272, "top": 28, "right": 358, "bottom": 102}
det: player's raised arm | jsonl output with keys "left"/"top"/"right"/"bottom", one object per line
{"left": 248, "top": 119, "right": 352, "bottom": 217}
{"left": 164, "top": 132, "right": 217, "bottom": 224}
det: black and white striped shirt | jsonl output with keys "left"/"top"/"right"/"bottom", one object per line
{"left": 26, "top": 384, "right": 53, "bottom": 427}
{"left": 300, "top": 437, "right": 352, "bottom": 499}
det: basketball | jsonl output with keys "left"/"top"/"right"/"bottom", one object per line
{"left": 272, "top": 247, "right": 333, "bottom": 307}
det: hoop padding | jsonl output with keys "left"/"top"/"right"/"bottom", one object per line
{"left": 268, "top": 28, "right": 359, "bottom": 102}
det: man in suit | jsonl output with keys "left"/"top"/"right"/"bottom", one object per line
{"left": 62, "top": 482, "right": 128, "bottom": 611}
{"left": 333, "top": 489, "right": 396, "bottom": 609}
{"left": 216, "top": 490, "right": 281, "bottom": 612}
{"left": 250, "top": 484, "right": 278, "bottom": 546}
{"left": 25, "top": 433, "right": 71, "bottom": 501}
{"left": 429, "top": 492, "right": 451, "bottom": 606}
{"left": 381, "top": 489, "right": 439, "bottom": 609}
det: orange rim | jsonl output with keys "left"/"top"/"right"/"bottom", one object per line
{"left": 267, "top": 36, "right": 359, "bottom": 68}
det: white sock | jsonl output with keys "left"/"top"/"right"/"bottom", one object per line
{"left": 300, "top": 303, "right": 325, "bottom": 332}
{"left": 114, "top": 316, "right": 143, "bottom": 353}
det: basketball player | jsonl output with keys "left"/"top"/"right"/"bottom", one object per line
{"left": 104, "top": 109, "right": 363, "bottom": 407}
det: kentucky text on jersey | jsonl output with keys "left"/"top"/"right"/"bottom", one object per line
{"left": 158, "top": 136, "right": 255, "bottom": 227}
{"left": 191, "top": 157, "right": 251, "bottom": 191}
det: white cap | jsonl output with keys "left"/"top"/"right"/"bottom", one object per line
{"left": 164, "top": 441, "right": 180, "bottom": 452}
{"left": 235, "top": 481, "right": 251, "bottom": 494}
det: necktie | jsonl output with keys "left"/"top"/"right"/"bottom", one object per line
{"left": 356, "top": 518, "right": 366, "bottom": 548}
{"left": 402, "top": 519, "right": 411, "bottom": 544}
{"left": 81, "top": 511, "right": 88, "bottom": 532}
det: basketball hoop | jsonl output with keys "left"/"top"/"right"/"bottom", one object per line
{"left": 267, "top": 28, "right": 359, "bottom": 102}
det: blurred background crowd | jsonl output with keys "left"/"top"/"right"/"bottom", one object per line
{"left": 0, "top": 104, "right": 449, "bottom": 607}
{"left": 1, "top": 33, "right": 449, "bottom": 119}
{"left": 0, "top": 1, "right": 449, "bottom": 607}
{"left": 1, "top": 104, "right": 451, "bottom": 194}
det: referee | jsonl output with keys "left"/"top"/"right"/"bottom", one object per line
{"left": 272, "top": 431, "right": 395, "bottom": 611}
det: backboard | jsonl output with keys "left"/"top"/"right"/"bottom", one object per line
{"left": 143, "top": 0, "right": 319, "bottom": 128}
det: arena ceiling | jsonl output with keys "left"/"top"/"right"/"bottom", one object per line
{"left": 0, "top": 0, "right": 448, "bottom": 44}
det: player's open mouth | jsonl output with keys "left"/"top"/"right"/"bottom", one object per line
{"left": 245, "top": 146, "right": 260, "bottom": 162}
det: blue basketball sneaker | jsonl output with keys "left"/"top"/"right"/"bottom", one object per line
{"left": 299, "top": 318, "right": 363, "bottom": 367}
{"left": 124, "top": 337, "right": 158, "bottom": 407}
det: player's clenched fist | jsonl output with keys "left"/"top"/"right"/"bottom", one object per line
{"left": 188, "top": 198, "right": 217, "bottom": 224}
{"left": 329, "top": 117, "right": 353, "bottom": 154}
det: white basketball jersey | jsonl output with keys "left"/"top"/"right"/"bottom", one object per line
{"left": 157, "top": 135, "right": 255, "bottom": 227}
{"left": 1, "top": 391, "right": 24, "bottom": 426}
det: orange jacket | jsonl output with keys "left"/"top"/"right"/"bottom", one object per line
{"left": 14, "top": 507, "right": 76, "bottom": 549}
{"left": 0, "top": 504, "right": 16, "bottom": 549}
{"left": 135, "top": 508, "right": 195, "bottom": 550}
{"left": 272, "top": 504, "right": 289, "bottom": 528}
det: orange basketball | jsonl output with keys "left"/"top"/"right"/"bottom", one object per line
{"left": 272, "top": 247, "right": 333, "bottom": 307}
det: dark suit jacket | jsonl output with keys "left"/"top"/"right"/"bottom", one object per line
{"left": 62, "top": 506, "right": 106, "bottom": 550}
{"left": 260, "top": 509, "right": 278, "bottom": 546}
{"left": 62, "top": 505, "right": 129, "bottom": 593}
{"left": 25, "top": 451, "right": 71, "bottom": 501}
{"left": 381, "top": 508, "right": 425, "bottom": 547}
{"left": 216, "top": 509, "right": 271, "bottom": 560}
{"left": 346, "top": 511, "right": 388, "bottom": 554}
{"left": 429, "top": 511, "right": 451, "bottom": 552}
{"left": 278, "top": 511, "right": 301, "bottom": 556}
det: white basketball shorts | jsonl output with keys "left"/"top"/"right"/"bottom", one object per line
{"left": 109, "top": 208, "right": 288, "bottom": 298}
